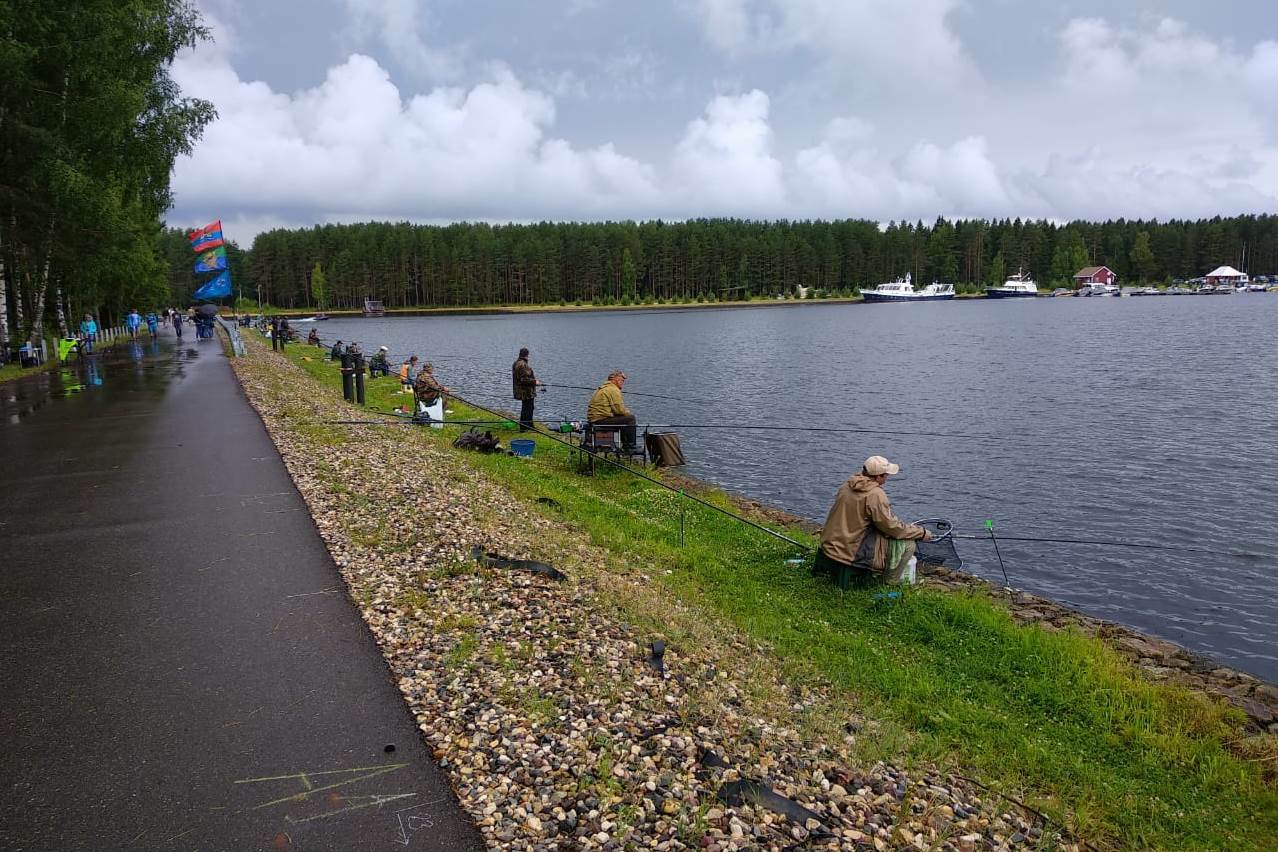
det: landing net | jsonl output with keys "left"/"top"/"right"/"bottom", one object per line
{"left": 914, "top": 518, "right": 963, "bottom": 569}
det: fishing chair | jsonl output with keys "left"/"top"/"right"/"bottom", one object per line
{"left": 577, "top": 423, "right": 647, "bottom": 473}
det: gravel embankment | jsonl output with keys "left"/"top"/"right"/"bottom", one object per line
{"left": 231, "top": 342, "right": 1068, "bottom": 851}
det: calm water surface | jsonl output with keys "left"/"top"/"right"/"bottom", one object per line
{"left": 314, "top": 297, "right": 1278, "bottom": 679}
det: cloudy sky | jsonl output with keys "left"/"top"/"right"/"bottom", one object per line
{"left": 168, "top": 0, "right": 1278, "bottom": 244}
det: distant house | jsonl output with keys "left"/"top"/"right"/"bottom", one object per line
{"left": 1204, "top": 265, "right": 1248, "bottom": 284}
{"left": 1073, "top": 266, "right": 1117, "bottom": 286}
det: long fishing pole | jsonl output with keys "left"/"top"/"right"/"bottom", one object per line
{"left": 953, "top": 533, "right": 1266, "bottom": 560}
{"left": 448, "top": 393, "right": 808, "bottom": 549}
{"left": 541, "top": 383, "right": 705, "bottom": 404}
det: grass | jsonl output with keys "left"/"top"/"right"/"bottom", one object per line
{"left": 268, "top": 337, "right": 1278, "bottom": 850}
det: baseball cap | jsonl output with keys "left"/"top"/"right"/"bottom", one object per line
{"left": 864, "top": 455, "right": 900, "bottom": 476}
{"left": 379, "top": 345, "right": 388, "bottom": 351}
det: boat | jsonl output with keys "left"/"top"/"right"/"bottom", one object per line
{"left": 861, "top": 273, "right": 955, "bottom": 302}
{"left": 314, "top": 312, "right": 330, "bottom": 320}
{"left": 1166, "top": 285, "right": 1192, "bottom": 295}
{"left": 1129, "top": 286, "right": 1162, "bottom": 296}
{"left": 985, "top": 269, "right": 1038, "bottom": 299}
{"left": 362, "top": 299, "right": 386, "bottom": 317}
{"left": 1076, "top": 282, "right": 1119, "bottom": 297}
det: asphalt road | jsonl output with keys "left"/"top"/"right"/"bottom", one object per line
{"left": 0, "top": 331, "right": 481, "bottom": 851}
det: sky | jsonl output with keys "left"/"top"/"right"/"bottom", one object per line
{"left": 167, "top": 0, "right": 1278, "bottom": 244}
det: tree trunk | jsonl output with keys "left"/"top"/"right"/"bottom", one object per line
{"left": 55, "top": 280, "right": 68, "bottom": 338}
{"left": 0, "top": 228, "right": 9, "bottom": 353}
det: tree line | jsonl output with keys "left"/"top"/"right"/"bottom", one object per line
{"left": 163, "top": 215, "right": 1278, "bottom": 310}
{"left": 0, "top": 1, "right": 214, "bottom": 352}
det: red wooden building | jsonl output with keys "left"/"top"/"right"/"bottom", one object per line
{"left": 1073, "top": 266, "right": 1117, "bottom": 286}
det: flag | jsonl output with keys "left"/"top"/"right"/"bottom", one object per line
{"left": 193, "top": 245, "right": 228, "bottom": 273}
{"left": 193, "top": 270, "right": 232, "bottom": 301}
{"left": 189, "top": 219, "right": 224, "bottom": 252}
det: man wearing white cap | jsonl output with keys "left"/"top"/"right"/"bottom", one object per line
{"left": 369, "top": 345, "right": 391, "bottom": 377}
{"left": 816, "top": 455, "right": 931, "bottom": 588}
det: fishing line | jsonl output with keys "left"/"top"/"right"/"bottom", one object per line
{"left": 541, "top": 383, "right": 705, "bottom": 404}
{"left": 445, "top": 393, "right": 807, "bottom": 549}
{"left": 953, "top": 533, "right": 1266, "bottom": 560}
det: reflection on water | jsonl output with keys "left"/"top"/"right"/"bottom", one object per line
{"left": 312, "top": 296, "right": 1278, "bottom": 679}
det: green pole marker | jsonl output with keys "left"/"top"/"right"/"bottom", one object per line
{"left": 984, "top": 519, "right": 994, "bottom": 531}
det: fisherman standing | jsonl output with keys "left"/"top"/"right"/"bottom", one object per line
{"left": 512, "top": 347, "right": 543, "bottom": 431}
{"left": 587, "top": 371, "right": 637, "bottom": 451}
{"left": 816, "top": 455, "right": 932, "bottom": 587}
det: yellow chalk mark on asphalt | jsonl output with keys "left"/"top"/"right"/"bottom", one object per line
{"left": 283, "top": 792, "right": 418, "bottom": 824}
{"left": 234, "top": 763, "right": 409, "bottom": 811}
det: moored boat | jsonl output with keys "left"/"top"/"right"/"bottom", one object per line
{"left": 861, "top": 273, "right": 955, "bottom": 302}
{"left": 363, "top": 299, "right": 386, "bottom": 317}
{"left": 985, "top": 269, "right": 1038, "bottom": 298}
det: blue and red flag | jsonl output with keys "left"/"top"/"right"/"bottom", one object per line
{"left": 189, "top": 219, "right": 224, "bottom": 252}
{"left": 194, "top": 245, "right": 228, "bottom": 273}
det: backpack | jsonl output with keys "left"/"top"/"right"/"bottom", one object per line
{"left": 453, "top": 428, "right": 502, "bottom": 453}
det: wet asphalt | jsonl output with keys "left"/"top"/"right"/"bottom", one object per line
{"left": 0, "top": 331, "right": 481, "bottom": 850}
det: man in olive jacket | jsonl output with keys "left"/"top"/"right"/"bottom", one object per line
{"left": 587, "top": 371, "right": 637, "bottom": 451}
{"left": 512, "top": 347, "right": 542, "bottom": 431}
{"left": 817, "top": 455, "right": 931, "bottom": 585}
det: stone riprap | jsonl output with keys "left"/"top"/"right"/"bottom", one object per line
{"left": 231, "top": 339, "right": 1069, "bottom": 850}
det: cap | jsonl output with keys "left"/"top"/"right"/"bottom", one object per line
{"left": 422, "top": 362, "right": 434, "bottom": 371}
{"left": 379, "top": 345, "right": 388, "bottom": 351}
{"left": 864, "top": 455, "right": 900, "bottom": 476}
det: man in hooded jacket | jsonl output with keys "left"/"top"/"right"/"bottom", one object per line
{"left": 512, "top": 347, "right": 542, "bottom": 431}
{"left": 817, "top": 455, "right": 931, "bottom": 586}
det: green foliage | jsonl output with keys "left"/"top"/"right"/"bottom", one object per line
{"left": 310, "top": 262, "right": 328, "bottom": 311}
{"left": 0, "top": 0, "right": 216, "bottom": 340}
{"left": 1131, "top": 231, "right": 1157, "bottom": 282}
{"left": 210, "top": 215, "right": 1278, "bottom": 310}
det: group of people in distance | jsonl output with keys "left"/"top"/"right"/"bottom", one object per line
{"left": 296, "top": 328, "right": 926, "bottom": 589}
{"left": 76, "top": 307, "right": 188, "bottom": 353}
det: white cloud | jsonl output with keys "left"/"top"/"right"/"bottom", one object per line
{"left": 673, "top": 90, "right": 785, "bottom": 213}
{"left": 342, "top": 0, "right": 466, "bottom": 82}
{"left": 168, "top": 10, "right": 1278, "bottom": 241}
{"left": 693, "top": 0, "right": 976, "bottom": 93}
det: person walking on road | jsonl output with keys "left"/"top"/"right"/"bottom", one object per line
{"left": 146, "top": 312, "right": 159, "bottom": 340}
{"left": 172, "top": 311, "right": 184, "bottom": 339}
{"left": 126, "top": 309, "right": 142, "bottom": 340}
{"left": 78, "top": 314, "right": 98, "bottom": 354}
{"left": 512, "top": 347, "right": 543, "bottom": 431}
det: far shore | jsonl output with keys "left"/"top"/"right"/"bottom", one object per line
{"left": 229, "top": 291, "right": 998, "bottom": 319}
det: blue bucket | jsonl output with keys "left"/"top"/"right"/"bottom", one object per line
{"left": 510, "top": 439, "right": 535, "bottom": 458}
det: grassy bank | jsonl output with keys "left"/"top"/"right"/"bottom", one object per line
{"left": 271, "top": 338, "right": 1278, "bottom": 849}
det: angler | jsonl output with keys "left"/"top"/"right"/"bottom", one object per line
{"left": 816, "top": 455, "right": 933, "bottom": 589}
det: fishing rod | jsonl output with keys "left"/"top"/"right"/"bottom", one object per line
{"left": 628, "top": 422, "right": 1003, "bottom": 441}
{"left": 952, "top": 533, "right": 1267, "bottom": 561}
{"left": 540, "top": 383, "right": 704, "bottom": 404}
{"left": 446, "top": 392, "right": 808, "bottom": 549}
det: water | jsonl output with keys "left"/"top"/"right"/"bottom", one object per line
{"left": 306, "top": 296, "right": 1278, "bottom": 679}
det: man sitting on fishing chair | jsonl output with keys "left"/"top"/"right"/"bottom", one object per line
{"left": 816, "top": 455, "right": 931, "bottom": 588}
{"left": 413, "top": 362, "right": 450, "bottom": 421}
{"left": 587, "top": 371, "right": 638, "bottom": 452}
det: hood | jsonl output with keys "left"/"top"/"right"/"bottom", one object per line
{"left": 847, "top": 473, "right": 879, "bottom": 493}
